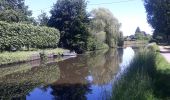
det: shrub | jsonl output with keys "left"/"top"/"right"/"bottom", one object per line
{"left": 0, "top": 21, "right": 60, "bottom": 51}
{"left": 86, "top": 36, "right": 108, "bottom": 51}
{"left": 146, "top": 43, "right": 160, "bottom": 52}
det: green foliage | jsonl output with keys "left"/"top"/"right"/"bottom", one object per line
{"left": 147, "top": 43, "right": 160, "bottom": 52}
{"left": 112, "top": 45, "right": 170, "bottom": 100}
{"left": 0, "top": 63, "right": 60, "bottom": 99}
{"left": 147, "top": 43, "right": 170, "bottom": 71}
{"left": 0, "top": 21, "right": 60, "bottom": 51}
{"left": 48, "top": 0, "right": 89, "bottom": 53}
{"left": 0, "top": 51, "right": 38, "bottom": 65}
{"left": 0, "top": 10, "right": 20, "bottom": 23}
{"left": 89, "top": 8, "right": 122, "bottom": 47}
{"left": 112, "top": 49, "right": 157, "bottom": 100}
{"left": 37, "top": 12, "right": 49, "bottom": 26}
{"left": 144, "top": 0, "right": 170, "bottom": 41}
{"left": 0, "top": 0, "right": 33, "bottom": 23}
{"left": 135, "top": 27, "right": 141, "bottom": 33}
{"left": 156, "top": 53, "right": 170, "bottom": 71}
{"left": 86, "top": 36, "right": 108, "bottom": 51}
{"left": 0, "top": 48, "right": 66, "bottom": 65}
{"left": 135, "top": 32, "right": 146, "bottom": 40}
{"left": 117, "top": 32, "right": 124, "bottom": 47}
{"left": 134, "top": 27, "right": 151, "bottom": 40}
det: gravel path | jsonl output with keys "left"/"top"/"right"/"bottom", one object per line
{"left": 159, "top": 46, "right": 170, "bottom": 63}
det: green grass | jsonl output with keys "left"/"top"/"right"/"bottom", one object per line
{"left": 147, "top": 43, "right": 170, "bottom": 71}
{"left": 112, "top": 49, "right": 157, "bottom": 100}
{"left": 147, "top": 43, "right": 160, "bottom": 52}
{"left": 153, "top": 45, "right": 170, "bottom": 100}
{"left": 43, "top": 48, "right": 69, "bottom": 55}
{"left": 111, "top": 43, "right": 170, "bottom": 100}
{"left": 0, "top": 48, "right": 67, "bottom": 66}
{"left": 156, "top": 53, "right": 170, "bottom": 71}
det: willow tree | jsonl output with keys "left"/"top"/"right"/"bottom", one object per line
{"left": 89, "top": 8, "right": 122, "bottom": 47}
{"left": 48, "top": 0, "right": 89, "bottom": 53}
{"left": 144, "top": 0, "right": 170, "bottom": 41}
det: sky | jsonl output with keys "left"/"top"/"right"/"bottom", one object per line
{"left": 25, "top": 0, "right": 153, "bottom": 36}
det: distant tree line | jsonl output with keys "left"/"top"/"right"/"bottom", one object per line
{"left": 124, "top": 27, "right": 151, "bottom": 41}
{"left": 0, "top": 0, "right": 124, "bottom": 53}
{"left": 134, "top": 27, "right": 151, "bottom": 40}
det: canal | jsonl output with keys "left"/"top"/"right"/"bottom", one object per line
{"left": 0, "top": 47, "right": 135, "bottom": 100}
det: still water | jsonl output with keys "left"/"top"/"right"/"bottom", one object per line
{"left": 0, "top": 47, "right": 135, "bottom": 100}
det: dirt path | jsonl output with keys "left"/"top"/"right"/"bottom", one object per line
{"left": 159, "top": 46, "right": 170, "bottom": 63}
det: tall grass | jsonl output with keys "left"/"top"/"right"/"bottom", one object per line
{"left": 111, "top": 43, "right": 170, "bottom": 100}
{"left": 111, "top": 49, "right": 157, "bottom": 100}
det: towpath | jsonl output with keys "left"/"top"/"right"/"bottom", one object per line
{"left": 159, "top": 46, "right": 170, "bottom": 63}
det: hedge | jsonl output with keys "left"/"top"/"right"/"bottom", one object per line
{"left": 0, "top": 21, "right": 60, "bottom": 51}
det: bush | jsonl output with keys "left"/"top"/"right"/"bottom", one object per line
{"left": 146, "top": 43, "right": 160, "bottom": 52}
{"left": 86, "top": 36, "right": 108, "bottom": 51}
{"left": 0, "top": 21, "right": 60, "bottom": 51}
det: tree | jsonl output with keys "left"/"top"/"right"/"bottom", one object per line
{"left": 134, "top": 27, "right": 148, "bottom": 40}
{"left": 89, "top": 8, "right": 121, "bottom": 47}
{"left": 144, "top": 0, "right": 170, "bottom": 41}
{"left": 117, "top": 31, "right": 124, "bottom": 46}
{"left": 48, "top": 0, "right": 89, "bottom": 53}
{"left": 135, "top": 27, "right": 141, "bottom": 34}
{"left": 0, "top": 0, "right": 33, "bottom": 23}
{"left": 37, "top": 12, "right": 49, "bottom": 26}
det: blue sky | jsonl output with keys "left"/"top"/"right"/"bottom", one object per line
{"left": 25, "top": 0, "right": 153, "bottom": 36}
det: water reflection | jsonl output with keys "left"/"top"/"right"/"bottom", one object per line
{"left": 51, "top": 84, "right": 91, "bottom": 100}
{"left": 0, "top": 62, "right": 60, "bottom": 100}
{"left": 50, "top": 56, "right": 91, "bottom": 100}
{"left": 49, "top": 48, "right": 124, "bottom": 100}
{"left": 0, "top": 48, "right": 135, "bottom": 100}
{"left": 87, "top": 49, "right": 121, "bottom": 85}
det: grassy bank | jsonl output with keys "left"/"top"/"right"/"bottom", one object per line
{"left": 0, "top": 48, "right": 67, "bottom": 66}
{"left": 111, "top": 44, "right": 170, "bottom": 100}
{"left": 124, "top": 40, "right": 148, "bottom": 47}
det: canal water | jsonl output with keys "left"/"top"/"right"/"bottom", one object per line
{"left": 0, "top": 47, "right": 135, "bottom": 100}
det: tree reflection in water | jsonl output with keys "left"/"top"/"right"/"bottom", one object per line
{"left": 50, "top": 48, "right": 124, "bottom": 100}
{"left": 87, "top": 49, "right": 123, "bottom": 85}
{"left": 0, "top": 48, "right": 125, "bottom": 100}
{"left": 0, "top": 62, "right": 60, "bottom": 100}
{"left": 50, "top": 56, "right": 92, "bottom": 100}
{"left": 51, "top": 84, "right": 91, "bottom": 100}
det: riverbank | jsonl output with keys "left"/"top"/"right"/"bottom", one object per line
{"left": 124, "top": 40, "right": 148, "bottom": 47}
{"left": 159, "top": 45, "right": 170, "bottom": 63}
{"left": 112, "top": 44, "right": 170, "bottom": 100}
{"left": 0, "top": 48, "right": 69, "bottom": 66}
